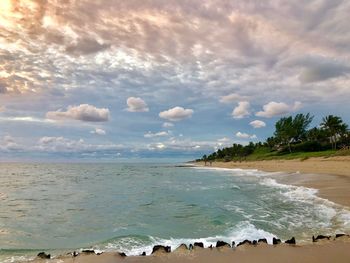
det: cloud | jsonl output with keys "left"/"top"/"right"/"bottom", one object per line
{"left": 256, "top": 101, "right": 302, "bottom": 118}
{"left": 65, "top": 38, "right": 111, "bottom": 55}
{"left": 236, "top": 132, "right": 257, "bottom": 140}
{"left": 299, "top": 63, "right": 349, "bottom": 83}
{"left": 220, "top": 93, "right": 248, "bottom": 104}
{"left": 46, "top": 104, "right": 110, "bottom": 122}
{"left": 162, "top": 122, "right": 174, "bottom": 128}
{"left": 232, "top": 101, "right": 251, "bottom": 119}
{"left": 159, "top": 107, "right": 193, "bottom": 121}
{"left": 0, "top": 135, "right": 22, "bottom": 151}
{"left": 90, "top": 128, "right": 106, "bottom": 135}
{"left": 37, "top": 136, "right": 121, "bottom": 152}
{"left": 126, "top": 97, "right": 149, "bottom": 112}
{"left": 144, "top": 131, "right": 169, "bottom": 138}
{"left": 250, "top": 120, "right": 266, "bottom": 128}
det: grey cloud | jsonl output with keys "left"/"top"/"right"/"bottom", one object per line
{"left": 299, "top": 63, "right": 349, "bottom": 83}
{"left": 65, "top": 38, "right": 111, "bottom": 55}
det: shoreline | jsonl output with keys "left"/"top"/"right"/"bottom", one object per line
{"left": 27, "top": 236, "right": 350, "bottom": 263}
{"left": 195, "top": 156, "right": 350, "bottom": 207}
{"left": 11, "top": 158, "right": 350, "bottom": 263}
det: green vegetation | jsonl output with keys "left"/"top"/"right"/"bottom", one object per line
{"left": 198, "top": 114, "right": 350, "bottom": 162}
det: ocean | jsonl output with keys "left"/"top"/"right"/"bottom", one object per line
{"left": 0, "top": 163, "right": 349, "bottom": 262}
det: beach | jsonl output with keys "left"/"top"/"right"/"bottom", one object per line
{"left": 195, "top": 156, "right": 350, "bottom": 207}
{"left": 15, "top": 158, "right": 350, "bottom": 263}
{"left": 29, "top": 237, "right": 350, "bottom": 263}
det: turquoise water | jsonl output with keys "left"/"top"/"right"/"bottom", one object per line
{"left": 0, "top": 163, "right": 349, "bottom": 262}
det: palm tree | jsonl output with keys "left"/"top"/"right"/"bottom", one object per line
{"left": 320, "top": 115, "right": 348, "bottom": 149}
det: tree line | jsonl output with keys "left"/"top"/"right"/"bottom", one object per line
{"left": 200, "top": 114, "right": 350, "bottom": 162}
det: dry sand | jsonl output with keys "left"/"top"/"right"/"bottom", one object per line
{"left": 25, "top": 157, "right": 350, "bottom": 263}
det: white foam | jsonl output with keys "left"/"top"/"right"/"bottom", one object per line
{"left": 259, "top": 178, "right": 350, "bottom": 232}
{"left": 103, "top": 221, "right": 277, "bottom": 256}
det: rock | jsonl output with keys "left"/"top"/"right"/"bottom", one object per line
{"left": 118, "top": 252, "right": 127, "bottom": 257}
{"left": 216, "top": 241, "right": 230, "bottom": 248}
{"left": 141, "top": 252, "right": 146, "bottom": 256}
{"left": 209, "top": 244, "right": 213, "bottom": 249}
{"left": 258, "top": 238, "right": 267, "bottom": 244}
{"left": 312, "top": 235, "right": 330, "bottom": 242}
{"left": 37, "top": 252, "right": 50, "bottom": 259}
{"left": 82, "top": 249, "right": 95, "bottom": 254}
{"left": 252, "top": 240, "right": 258, "bottom": 245}
{"left": 335, "top": 234, "right": 349, "bottom": 238}
{"left": 73, "top": 251, "right": 79, "bottom": 257}
{"left": 231, "top": 241, "right": 236, "bottom": 247}
{"left": 285, "top": 237, "right": 296, "bottom": 245}
{"left": 237, "top": 240, "right": 252, "bottom": 247}
{"left": 273, "top": 237, "right": 281, "bottom": 245}
{"left": 194, "top": 242, "right": 204, "bottom": 248}
{"left": 151, "top": 245, "right": 171, "bottom": 254}
{"left": 189, "top": 244, "right": 194, "bottom": 250}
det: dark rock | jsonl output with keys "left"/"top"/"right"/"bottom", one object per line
{"left": 312, "top": 235, "right": 330, "bottom": 242}
{"left": 273, "top": 238, "right": 281, "bottom": 245}
{"left": 237, "top": 240, "right": 252, "bottom": 247}
{"left": 118, "top": 252, "right": 127, "bottom": 257}
{"left": 189, "top": 244, "right": 194, "bottom": 250}
{"left": 252, "top": 240, "right": 258, "bottom": 245}
{"left": 258, "top": 238, "right": 268, "bottom": 244}
{"left": 209, "top": 244, "right": 213, "bottom": 249}
{"left": 141, "top": 252, "right": 146, "bottom": 256}
{"left": 82, "top": 249, "right": 95, "bottom": 254}
{"left": 73, "top": 251, "right": 79, "bottom": 257}
{"left": 194, "top": 242, "right": 204, "bottom": 248}
{"left": 231, "top": 241, "right": 236, "bottom": 247}
{"left": 37, "top": 252, "right": 50, "bottom": 259}
{"left": 216, "top": 241, "right": 230, "bottom": 248}
{"left": 151, "top": 245, "right": 171, "bottom": 254}
{"left": 335, "top": 234, "right": 349, "bottom": 238}
{"left": 285, "top": 237, "right": 296, "bottom": 245}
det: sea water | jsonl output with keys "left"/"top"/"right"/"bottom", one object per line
{"left": 0, "top": 163, "right": 349, "bottom": 262}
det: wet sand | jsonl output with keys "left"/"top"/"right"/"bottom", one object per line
{"left": 196, "top": 156, "right": 350, "bottom": 207}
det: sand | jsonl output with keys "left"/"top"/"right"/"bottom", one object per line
{"left": 196, "top": 156, "right": 350, "bottom": 207}
{"left": 29, "top": 237, "right": 350, "bottom": 263}
{"left": 24, "top": 157, "right": 350, "bottom": 263}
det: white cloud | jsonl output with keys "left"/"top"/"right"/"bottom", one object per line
{"left": 236, "top": 132, "right": 257, "bottom": 139}
{"left": 37, "top": 136, "right": 122, "bottom": 152}
{"left": 162, "top": 122, "right": 174, "bottom": 128}
{"left": 159, "top": 107, "right": 193, "bottom": 121}
{"left": 232, "top": 101, "right": 251, "bottom": 119}
{"left": 256, "top": 101, "right": 302, "bottom": 118}
{"left": 0, "top": 135, "right": 22, "bottom": 151}
{"left": 220, "top": 93, "right": 248, "bottom": 104}
{"left": 144, "top": 131, "right": 169, "bottom": 138}
{"left": 250, "top": 120, "right": 266, "bottom": 128}
{"left": 126, "top": 97, "right": 149, "bottom": 112}
{"left": 90, "top": 128, "right": 106, "bottom": 135}
{"left": 46, "top": 104, "right": 110, "bottom": 122}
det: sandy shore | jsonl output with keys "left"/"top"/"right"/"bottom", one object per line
{"left": 196, "top": 156, "right": 350, "bottom": 207}
{"left": 28, "top": 237, "right": 350, "bottom": 263}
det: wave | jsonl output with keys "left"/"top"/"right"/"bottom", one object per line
{"left": 260, "top": 178, "right": 350, "bottom": 231}
{"left": 99, "top": 221, "right": 277, "bottom": 256}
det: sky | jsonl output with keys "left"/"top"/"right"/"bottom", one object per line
{"left": 0, "top": 0, "right": 350, "bottom": 161}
